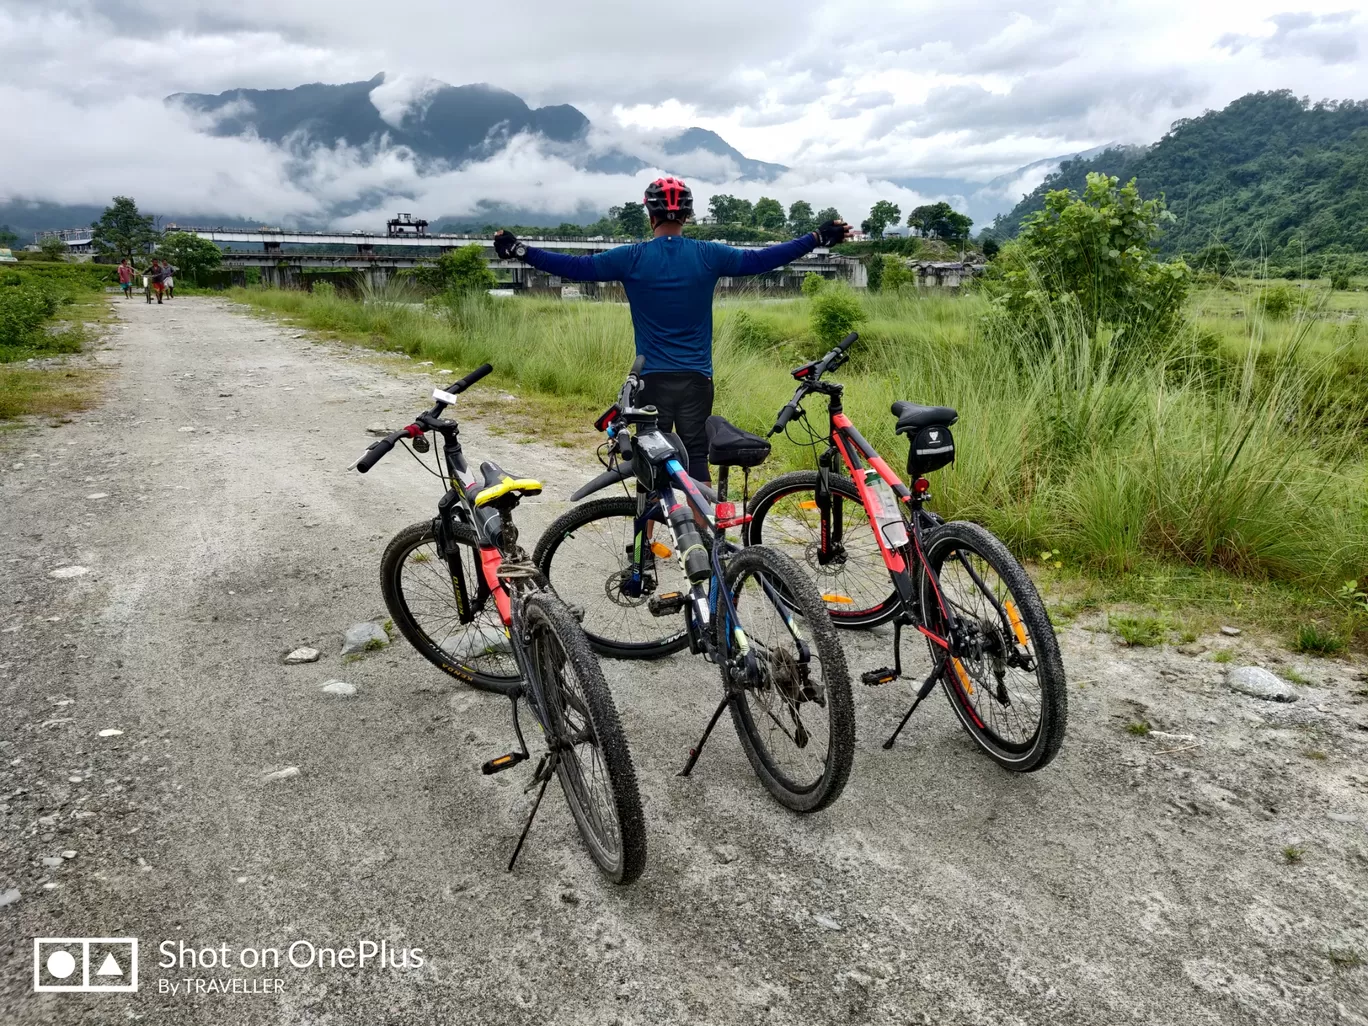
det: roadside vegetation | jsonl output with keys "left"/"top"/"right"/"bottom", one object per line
{"left": 228, "top": 176, "right": 1368, "bottom": 645}
{"left": 0, "top": 260, "right": 111, "bottom": 420}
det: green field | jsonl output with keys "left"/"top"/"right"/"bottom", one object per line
{"left": 231, "top": 279, "right": 1368, "bottom": 647}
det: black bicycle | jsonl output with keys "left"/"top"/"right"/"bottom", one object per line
{"left": 533, "top": 358, "right": 855, "bottom": 813}
{"left": 745, "top": 333, "right": 1067, "bottom": 771}
{"left": 355, "top": 364, "right": 646, "bottom": 882}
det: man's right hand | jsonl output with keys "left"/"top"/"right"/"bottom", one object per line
{"left": 813, "top": 220, "right": 850, "bottom": 247}
{"left": 493, "top": 230, "right": 526, "bottom": 260}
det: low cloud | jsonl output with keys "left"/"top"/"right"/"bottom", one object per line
{"left": 1218, "top": 10, "right": 1362, "bottom": 65}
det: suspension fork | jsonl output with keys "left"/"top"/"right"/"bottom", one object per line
{"left": 815, "top": 444, "right": 843, "bottom": 564}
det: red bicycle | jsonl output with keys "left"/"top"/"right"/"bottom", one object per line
{"left": 745, "top": 333, "right": 1067, "bottom": 770}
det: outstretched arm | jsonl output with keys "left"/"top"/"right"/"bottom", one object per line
{"left": 730, "top": 234, "right": 818, "bottom": 276}
{"left": 494, "top": 231, "right": 631, "bottom": 282}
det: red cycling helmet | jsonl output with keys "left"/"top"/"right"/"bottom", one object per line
{"left": 644, "top": 176, "right": 693, "bottom": 222}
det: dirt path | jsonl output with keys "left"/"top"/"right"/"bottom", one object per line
{"left": 1, "top": 297, "right": 1366, "bottom": 1026}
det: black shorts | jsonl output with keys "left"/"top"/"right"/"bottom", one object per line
{"left": 637, "top": 371, "right": 714, "bottom": 482}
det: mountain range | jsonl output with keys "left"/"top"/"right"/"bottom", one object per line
{"left": 986, "top": 90, "right": 1368, "bottom": 262}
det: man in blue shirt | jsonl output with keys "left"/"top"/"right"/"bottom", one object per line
{"left": 494, "top": 177, "right": 849, "bottom": 480}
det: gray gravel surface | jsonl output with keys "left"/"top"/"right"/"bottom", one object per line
{"left": 2, "top": 298, "right": 1367, "bottom": 1025}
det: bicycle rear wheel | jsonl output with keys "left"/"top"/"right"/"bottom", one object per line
{"left": 723, "top": 545, "right": 855, "bottom": 813}
{"left": 745, "top": 471, "right": 900, "bottom": 628}
{"left": 381, "top": 520, "right": 520, "bottom": 695}
{"left": 918, "top": 521, "right": 1067, "bottom": 772}
{"left": 532, "top": 496, "right": 690, "bottom": 659}
{"left": 524, "top": 593, "right": 646, "bottom": 884}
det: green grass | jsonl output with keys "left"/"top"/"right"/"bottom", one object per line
{"left": 0, "top": 366, "right": 103, "bottom": 420}
{"left": 1109, "top": 614, "right": 1167, "bottom": 647}
{"left": 1283, "top": 845, "right": 1306, "bottom": 864}
{"left": 228, "top": 277, "right": 1368, "bottom": 644}
{"left": 1211, "top": 649, "right": 1234, "bottom": 664}
{"left": 1293, "top": 623, "right": 1346, "bottom": 656}
{"left": 1126, "top": 720, "right": 1152, "bottom": 736}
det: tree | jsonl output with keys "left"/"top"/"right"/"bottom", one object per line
{"left": 981, "top": 238, "right": 1001, "bottom": 260}
{"left": 815, "top": 207, "right": 841, "bottom": 225}
{"left": 156, "top": 231, "right": 222, "bottom": 285}
{"left": 864, "top": 200, "right": 902, "bottom": 239}
{"left": 0, "top": 224, "right": 18, "bottom": 248}
{"left": 416, "top": 244, "right": 496, "bottom": 295}
{"left": 38, "top": 236, "right": 67, "bottom": 261}
{"left": 708, "top": 194, "right": 753, "bottom": 226}
{"left": 995, "top": 172, "right": 1191, "bottom": 350}
{"left": 787, "top": 201, "right": 815, "bottom": 235}
{"left": 753, "top": 197, "right": 785, "bottom": 231}
{"left": 616, "top": 200, "right": 648, "bottom": 237}
{"left": 801, "top": 272, "right": 827, "bottom": 296}
{"left": 91, "top": 196, "right": 158, "bottom": 260}
{"left": 866, "top": 253, "right": 885, "bottom": 292}
{"left": 907, "top": 202, "right": 973, "bottom": 242}
{"left": 555, "top": 222, "right": 584, "bottom": 237}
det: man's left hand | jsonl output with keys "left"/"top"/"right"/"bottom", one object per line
{"left": 493, "top": 231, "right": 526, "bottom": 260}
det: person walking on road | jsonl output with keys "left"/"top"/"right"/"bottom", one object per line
{"left": 147, "top": 259, "right": 166, "bottom": 304}
{"left": 494, "top": 177, "right": 849, "bottom": 481}
{"left": 117, "top": 258, "right": 134, "bottom": 300}
{"left": 163, "top": 263, "right": 175, "bottom": 299}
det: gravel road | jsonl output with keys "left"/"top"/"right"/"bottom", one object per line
{"left": 2, "top": 297, "right": 1366, "bottom": 1025}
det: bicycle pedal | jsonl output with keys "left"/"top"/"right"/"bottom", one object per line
{"left": 861, "top": 667, "right": 900, "bottom": 687}
{"left": 481, "top": 751, "right": 528, "bottom": 775}
{"left": 647, "top": 591, "right": 686, "bottom": 617}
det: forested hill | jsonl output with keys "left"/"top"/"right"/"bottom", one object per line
{"left": 985, "top": 91, "right": 1368, "bottom": 263}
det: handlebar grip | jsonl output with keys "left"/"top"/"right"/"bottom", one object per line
{"left": 355, "top": 437, "right": 396, "bottom": 473}
{"left": 630, "top": 355, "right": 645, "bottom": 375}
{"left": 838, "top": 331, "right": 859, "bottom": 352}
{"left": 446, "top": 363, "right": 493, "bottom": 395}
{"left": 770, "top": 402, "right": 798, "bottom": 437}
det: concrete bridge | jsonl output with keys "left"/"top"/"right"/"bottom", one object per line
{"left": 171, "top": 226, "right": 864, "bottom": 290}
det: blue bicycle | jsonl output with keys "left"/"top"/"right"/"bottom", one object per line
{"left": 533, "top": 359, "right": 854, "bottom": 812}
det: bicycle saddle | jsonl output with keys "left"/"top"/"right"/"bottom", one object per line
{"left": 705, "top": 415, "right": 771, "bottom": 468}
{"left": 891, "top": 401, "right": 958, "bottom": 434}
{"left": 474, "top": 460, "right": 543, "bottom": 507}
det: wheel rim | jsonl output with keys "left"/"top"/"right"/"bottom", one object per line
{"left": 529, "top": 614, "right": 623, "bottom": 870}
{"left": 544, "top": 512, "right": 689, "bottom": 651}
{"left": 730, "top": 563, "right": 835, "bottom": 794}
{"left": 928, "top": 547, "right": 1044, "bottom": 753}
{"left": 396, "top": 535, "right": 519, "bottom": 681}
{"left": 754, "top": 486, "right": 895, "bottom": 619}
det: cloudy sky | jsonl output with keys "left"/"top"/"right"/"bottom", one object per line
{"left": 3, "top": 0, "right": 1367, "bottom": 228}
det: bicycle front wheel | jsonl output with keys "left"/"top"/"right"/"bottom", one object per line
{"left": 723, "top": 545, "right": 855, "bottom": 813}
{"left": 745, "top": 470, "right": 900, "bottom": 628}
{"left": 918, "top": 521, "right": 1067, "bottom": 772}
{"left": 524, "top": 593, "right": 646, "bottom": 884}
{"left": 532, "top": 496, "right": 690, "bottom": 659}
{"left": 381, "top": 520, "right": 521, "bottom": 695}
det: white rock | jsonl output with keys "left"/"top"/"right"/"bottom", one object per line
{"left": 1227, "top": 665, "right": 1299, "bottom": 703}
{"left": 86, "top": 493, "right": 109, "bottom": 500}
{"left": 61, "top": 850, "right": 76, "bottom": 859}
{"left": 1148, "top": 730, "right": 1199, "bottom": 744}
{"left": 0, "top": 888, "right": 19, "bottom": 907}
{"left": 177, "top": 426, "right": 195, "bottom": 433}
{"left": 341, "top": 622, "right": 388, "bottom": 655}
{"left": 813, "top": 915, "right": 842, "bottom": 931}
{"left": 97, "top": 729, "right": 123, "bottom": 737}
{"left": 283, "top": 647, "right": 320, "bottom": 664}
{"left": 320, "top": 680, "right": 357, "bottom": 697}
{"left": 42, "top": 856, "right": 62, "bottom": 868}
{"left": 49, "top": 566, "right": 90, "bottom": 579}
{"left": 260, "top": 766, "right": 301, "bottom": 784}
{"left": 1220, "top": 625, "right": 1242, "bottom": 637}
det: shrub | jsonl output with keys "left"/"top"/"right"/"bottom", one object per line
{"left": 723, "top": 309, "right": 782, "bottom": 352}
{"left": 0, "top": 283, "right": 61, "bottom": 350}
{"left": 881, "top": 259, "right": 914, "bottom": 292}
{"left": 1261, "top": 283, "right": 1299, "bottom": 319}
{"left": 808, "top": 284, "right": 866, "bottom": 349}
{"left": 1330, "top": 273, "right": 1350, "bottom": 291}
{"left": 38, "top": 237, "right": 67, "bottom": 262}
{"left": 800, "top": 272, "right": 827, "bottom": 297}
{"left": 311, "top": 281, "right": 336, "bottom": 299}
{"left": 865, "top": 255, "right": 884, "bottom": 293}
{"left": 416, "top": 244, "right": 496, "bottom": 296}
{"left": 1293, "top": 623, "right": 1344, "bottom": 656}
{"left": 992, "top": 173, "right": 1191, "bottom": 360}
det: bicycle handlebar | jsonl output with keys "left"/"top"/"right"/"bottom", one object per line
{"left": 354, "top": 362, "right": 493, "bottom": 473}
{"left": 768, "top": 332, "right": 859, "bottom": 436}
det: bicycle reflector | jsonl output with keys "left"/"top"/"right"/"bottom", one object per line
{"left": 913, "top": 476, "right": 931, "bottom": 495}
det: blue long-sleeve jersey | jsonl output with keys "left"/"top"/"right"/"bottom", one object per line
{"left": 519, "top": 233, "right": 818, "bottom": 376}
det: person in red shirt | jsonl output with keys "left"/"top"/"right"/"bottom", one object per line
{"left": 117, "top": 258, "right": 134, "bottom": 299}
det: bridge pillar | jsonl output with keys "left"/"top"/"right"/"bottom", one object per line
{"left": 263, "top": 241, "right": 281, "bottom": 256}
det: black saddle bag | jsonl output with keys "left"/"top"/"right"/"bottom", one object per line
{"left": 907, "top": 423, "right": 955, "bottom": 477}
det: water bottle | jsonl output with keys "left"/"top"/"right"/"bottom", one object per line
{"left": 863, "top": 469, "right": 908, "bottom": 550}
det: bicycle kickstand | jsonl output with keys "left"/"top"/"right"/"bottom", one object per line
{"left": 882, "top": 659, "right": 946, "bottom": 750}
{"left": 507, "top": 752, "right": 555, "bottom": 873}
{"left": 677, "top": 696, "right": 732, "bottom": 777}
